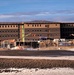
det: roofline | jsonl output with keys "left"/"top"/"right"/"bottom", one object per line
{"left": 0, "top": 22, "right": 60, "bottom": 24}
{"left": 60, "top": 22, "right": 74, "bottom": 24}
{"left": 0, "top": 22, "right": 24, "bottom": 24}
{"left": 24, "top": 22, "right": 61, "bottom": 24}
{"left": 0, "top": 22, "right": 74, "bottom": 24}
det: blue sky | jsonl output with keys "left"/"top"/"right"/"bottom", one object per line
{"left": 0, "top": 0, "right": 74, "bottom": 22}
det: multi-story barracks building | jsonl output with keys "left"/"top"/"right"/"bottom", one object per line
{"left": 0, "top": 21, "right": 74, "bottom": 47}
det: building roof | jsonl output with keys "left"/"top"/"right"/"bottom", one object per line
{"left": 25, "top": 20, "right": 60, "bottom": 24}
{"left": 0, "top": 22, "right": 23, "bottom": 25}
{"left": 0, "top": 21, "right": 74, "bottom": 25}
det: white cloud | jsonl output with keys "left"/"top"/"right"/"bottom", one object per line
{"left": 0, "top": 10, "right": 74, "bottom": 22}
{"left": 35, "top": 12, "right": 50, "bottom": 16}
{"left": 0, "top": 15, "right": 15, "bottom": 18}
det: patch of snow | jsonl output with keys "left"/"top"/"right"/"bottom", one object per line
{"left": 0, "top": 56, "right": 74, "bottom": 60}
{"left": 24, "top": 48, "right": 38, "bottom": 50}
{"left": 0, "top": 68, "right": 74, "bottom": 75}
{"left": 68, "top": 48, "right": 74, "bottom": 51}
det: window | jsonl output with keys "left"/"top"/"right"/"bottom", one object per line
{"left": 3, "top": 25, "right": 5, "bottom": 28}
{"left": 45, "top": 30, "right": 48, "bottom": 32}
{"left": 16, "top": 25, "right": 18, "bottom": 27}
{"left": 32, "top": 30, "right": 34, "bottom": 31}
{"left": 8, "top": 35, "right": 9, "bottom": 37}
{"left": 32, "top": 24, "right": 34, "bottom": 27}
{"left": 13, "top": 25, "right": 15, "bottom": 27}
{"left": 45, "top": 25, "right": 48, "bottom": 27}
{"left": 27, "top": 24, "right": 29, "bottom": 26}
{"left": 5, "top": 25, "right": 7, "bottom": 27}
{"left": 16, "top": 31, "right": 17, "bottom": 32}
{"left": 37, "top": 30, "right": 39, "bottom": 31}
{"left": 56, "top": 24, "right": 57, "bottom": 26}
{"left": 40, "top": 24, "right": 41, "bottom": 27}
{"left": 35, "top": 25, "right": 36, "bottom": 27}
{"left": 11, "top": 25, "right": 12, "bottom": 27}
{"left": 8, "top": 25, "right": 9, "bottom": 27}
{"left": 37, "top": 25, "right": 39, "bottom": 27}
{"left": 2, "top": 26, "right": 4, "bottom": 27}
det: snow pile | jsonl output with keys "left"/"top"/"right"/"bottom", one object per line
{"left": 0, "top": 68, "right": 74, "bottom": 75}
{"left": 68, "top": 48, "right": 74, "bottom": 51}
{"left": 0, "top": 56, "right": 74, "bottom": 60}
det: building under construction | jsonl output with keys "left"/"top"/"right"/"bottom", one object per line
{"left": 0, "top": 21, "right": 74, "bottom": 47}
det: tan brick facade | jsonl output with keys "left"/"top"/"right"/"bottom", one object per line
{"left": 24, "top": 23, "right": 60, "bottom": 42}
{"left": 0, "top": 23, "right": 19, "bottom": 41}
{"left": 0, "top": 22, "right": 73, "bottom": 42}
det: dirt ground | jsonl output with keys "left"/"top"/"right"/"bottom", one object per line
{"left": 0, "top": 58, "right": 74, "bottom": 68}
{"left": 0, "top": 47, "right": 74, "bottom": 69}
